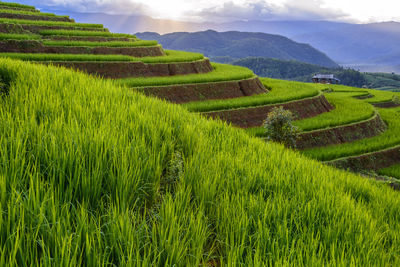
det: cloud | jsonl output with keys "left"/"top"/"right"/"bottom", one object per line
{"left": 15, "top": 0, "right": 352, "bottom": 22}
{"left": 191, "top": 0, "right": 350, "bottom": 22}
{"left": 15, "top": 0, "right": 149, "bottom": 15}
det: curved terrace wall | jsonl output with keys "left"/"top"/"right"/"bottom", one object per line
{"left": 328, "top": 145, "right": 400, "bottom": 172}
{"left": 46, "top": 36, "right": 135, "bottom": 42}
{"left": 139, "top": 77, "right": 267, "bottom": 103}
{"left": 297, "top": 113, "right": 387, "bottom": 149}
{"left": 0, "top": 40, "right": 164, "bottom": 57}
{"left": 203, "top": 94, "right": 333, "bottom": 128}
{"left": 0, "top": 12, "right": 73, "bottom": 22}
{"left": 372, "top": 101, "right": 400, "bottom": 108}
{"left": 0, "top": 23, "right": 107, "bottom": 34}
{"left": 44, "top": 59, "right": 213, "bottom": 79}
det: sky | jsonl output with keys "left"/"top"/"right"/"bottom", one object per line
{"left": 12, "top": 0, "right": 400, "bottom": 23}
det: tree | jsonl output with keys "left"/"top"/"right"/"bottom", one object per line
{"left": 263, "top": 106, "right": 300, "bottom": 148}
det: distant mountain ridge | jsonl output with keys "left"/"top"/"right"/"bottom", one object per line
{"left": 136, "top": 30, "right": 338, "bottom": 68}
{"left": 41, "top": 10, "right": 400, "bottom": 72}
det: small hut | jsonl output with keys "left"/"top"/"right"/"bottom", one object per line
{"left": 312, "top": 74, "right": 340, "bottom": 84}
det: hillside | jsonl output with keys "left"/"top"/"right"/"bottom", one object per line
{"left": 1, "top": 2, "right": 400, "bottom": 265}
{"left": 230, "top": 57, "right": 400, "bottom": 90}
{"left": 39, "top": 9, "right": 400, "bottom": 72}
{"left": 136, "top": 30, "right": 338, "bottom": 68}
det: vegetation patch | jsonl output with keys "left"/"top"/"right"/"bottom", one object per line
{"left": 203, "top": 94, "right": 333, "bottom": 128}
{"left": 297, "top": 113, "right": 387, "bottom": 149}
{"left": 39, "top": 29, "right": 134, "bottom": 38}
{"left": 184, "top": 77, "right": 319, "bottom": 112}
{"left": 0, "top": 32, "right": 40, "bottom": 40}
{"left": 303, "top": 107, "right": 400, "bottom": 161}
{"left": 0, "top": 8, "right": 70, "bottom": 18}
{"left": 329, "top": 145, "right": 400, "bottom": 172}
{"left": 0, "top": 50, "right": 204, "bottom": 63}
{"left": 0, "top": 17, "right": 103, "bottom": 29}
{"left": 1, "top": 57, "right": 400, "bottom": 266}
{"left": 43, "top": 58, "right": 213, "bottom": 79}
{"left": 116, "top": 63, "right": 254, "bottom": 87}
{"left": 0, "top": 40, "right": 164, "bottom": 57}
{"left": 246, "top": 92, "right": 375, "bottom": 137}
{"left": 138, "top": 77, "right": 266, "bottom": 104}
{"left": 0, "top": 1, "right": 35, "bottom": 10}
{"left": 42, "top": 40, "right": 158, "bottom": 47}
{"left": 46, "top": 35, "right": 136, "bottom": 42}
{"left": 378, "top": 164, "right": 400, "bottom": 180}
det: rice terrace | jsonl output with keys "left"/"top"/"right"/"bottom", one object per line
{"left": 0, "top": 1, "right": 400, "bottom": 266}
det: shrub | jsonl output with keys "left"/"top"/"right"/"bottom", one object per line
{"left": 263, "top": 106, "right": 300, "bottom": 148}
{"left": 392, "top": 95, "right": 400, "bottom": 104}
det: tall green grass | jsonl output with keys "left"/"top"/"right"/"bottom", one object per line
{"left": 0, "top": 32, "right": 40, "bottom": 40}
{"left": 0, "top": 57, "right": 400, "bottom": 265}
{"left": 0, "top": 1, "right": 35, "bottom": 10}
{"left": 40, "top": 29, "right": 134, "bottom": 38}
{"left": 295, "top": 92, "right": 375, "bottom": 131}
{"left": 378, "top": 164, "right": 400, "bottom": 179}
{"left": 184, "top": 77, "right": 319, "bottom": 112}
{"left": 0, "top": 50, "right": 204, "bottom": 63}
{"left": 0, "top": 17, "right": 103, "bottom": 29}
{"left": 246, "top": 92, "right": 375, "bottom": 137}
{"left": 303, "top": 107, "right": 400, "bottom": 161}
{"left": 0, "top": 8, "right": 70, "bottom": 18}
{"left": 331, "top": 84, "right": 398, "bottom": 103}
{"left": 42, "top": 40, "right": 158, "bottom": 47}
{"left": 116, "top": 63, "right": 254, "bottom": 87}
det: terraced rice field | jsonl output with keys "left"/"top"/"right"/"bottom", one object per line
{"left": 1, "top": 4, "right": 400, "bottom": 265}
{"left": 0, "top": 50, "right": 204, "bottom": 63}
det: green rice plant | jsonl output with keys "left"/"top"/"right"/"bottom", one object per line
{"left": 116, "top": 63, "right": 254, "bottom": 87}
{"left": 0, "top": 1, "right": 35, "bottom": 10}
{"left": 40, "top": 29, "right": 134, "bottom": 38}
{"left": 0, "top": 17, "right": 104, "bottom": 29}
{"left": 0, "top": 57, "right": 400, "bottom": 265}
{"left": 0, "top": 32, "right": 40, "bottom": 40}
{"left": 246, "top": 92, "right": 376, "bottom": 137}
{"left": 0, "top": 50, "right": 204, "bottom": 63}
{"left": 42, "top": 40, "right": 158, "bottom": 47}
{"left": 184, "top": 77, "right": 319, "bottom": 112}
{"left": 295, "top": 92, "right": 375, "bottom": 131}
{"left": 303, "top": 107, "right": 400, "bottom": 161}
{"left": 378, "top": 164, "right": 400, "bottom": 179}
{"left": 0, "top": 8, "right": 70, "bottom": 18}
{"left": 331, "top": 84, "right": 399, "bottom": 103}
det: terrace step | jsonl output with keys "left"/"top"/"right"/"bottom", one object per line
{"left": 203, "top": 93, "right": 333, "bottom": 128}
{"left": 297, "top": 112, "right": 386, "bottom": 149}
{"left": 0, "top": 12, "right": 73, "bottom": 22}
{"left": 353, "top": 93, "right": 373, "bottom": 99}
{"left": 372, "top": 101, "right": 400, "bottom": 108}
{"left": 138, "top": 77, "right": 267, "bottom": 103}
{"left": 327, "top": 145, "right": 400, "bottom": 172}
{"left": 0, "top": 23, "right": 108, "bottom": 34}
{"left": 46, "top": 36, "right": 136, "bottom": 42}
{"left": 42, "top": 58, "right": 213, "bottom": 79}
{"left": 0, "top": 40, "right": 164, "bottom": 57}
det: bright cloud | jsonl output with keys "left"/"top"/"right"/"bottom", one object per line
{"left": 9, "top": 0, "right": 400, "bottom": 23}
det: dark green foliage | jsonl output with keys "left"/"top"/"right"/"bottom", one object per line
{"left": 136, "top": 30, "right": 338, "bottom": 68}
{"left": 365, "top": 72, "right": 400, "bottom": 91}
{"left": 263, "top": 106, "right": 300, "bottom": 148}
{"left": 232, "top": 57, "right": 368, "bottom": 87}
{"left": 336, "top": 69, "right": 367, "bottom": 88}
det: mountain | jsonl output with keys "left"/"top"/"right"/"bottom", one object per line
{"left": 136, "top": 30, "right": 338, "bottom": 68}
{"left": 40, "top": 9, "right": 400, "bottom": 72}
